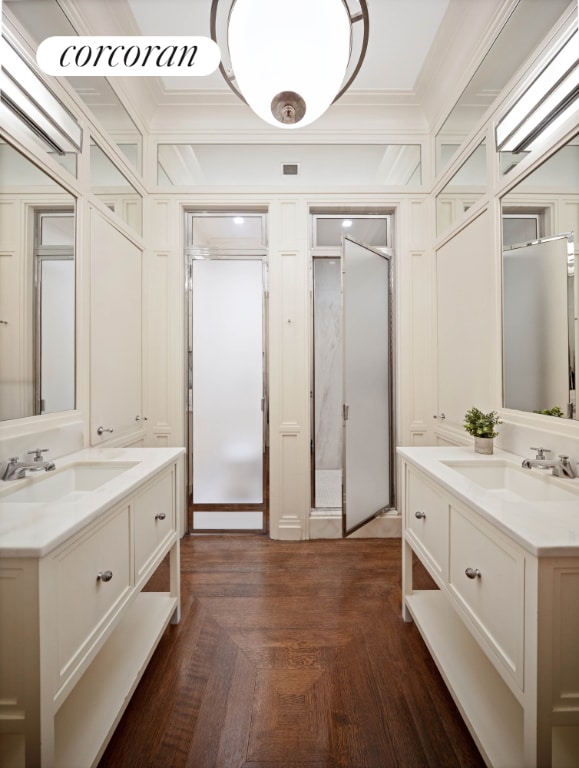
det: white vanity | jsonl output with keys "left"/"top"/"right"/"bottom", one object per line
{"left": 0, "top": 446, "right": 184, "bottom": 768}
{"left": 399, "top": 446, "right": 579, "bottom": 768}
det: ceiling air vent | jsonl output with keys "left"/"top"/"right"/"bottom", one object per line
{"left": 282, "top": 163, "right": 299, "bottom": 176}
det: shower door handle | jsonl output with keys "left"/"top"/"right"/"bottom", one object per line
{"left": 343, "top": 404, "right": 349, "bottom": 421}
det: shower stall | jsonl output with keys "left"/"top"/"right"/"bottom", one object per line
{"left": 311, "top": 213, "right": 395, "bottom": 535}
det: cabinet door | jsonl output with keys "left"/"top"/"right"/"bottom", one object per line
{"left": 436, "top": 210, "right": 495, "bottom": 428}
{"left": 134, "top": 467, "right": 176, "bottom": 583}
{"left": 90, "top": 209, "right": 142, "bottom": 443}
{"left": 449, "top": 504, "right": 524, "bottom": 689}
{"left": 406, "top": 467, "right": 449, "bottom": 581}
{"left": 52, "top": 503, "right": 131, "bottom": 691}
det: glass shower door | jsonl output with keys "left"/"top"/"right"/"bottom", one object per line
{"left": 191, "top": 258, "right": 266, "bottom": 531}
{"left": 342, "top": 237, "right": 393, "bottom": 534}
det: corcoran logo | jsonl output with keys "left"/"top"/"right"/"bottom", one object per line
{"left": 37, "top": 36, "right": 221, "bottom": 76}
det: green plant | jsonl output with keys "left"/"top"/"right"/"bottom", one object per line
{"left": 463, "top": 406, "right": 502, "bottom": 438}
{"left": 533, "top": 406, "right": 564, "bottom": 417}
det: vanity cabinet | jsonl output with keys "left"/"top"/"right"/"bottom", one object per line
{"left": 401, "top": 455, "right": 579, "bottom": 768}
{"left": 0, "top": 459, "right": 181, "bottom": 768}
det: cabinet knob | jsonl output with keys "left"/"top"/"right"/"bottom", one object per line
{"left": 96, "top": 570, "right": 113, "bottom": 582}
{"left": 97, "top": 426, "right": 114, "bottom": 435}
{"left": 155, "top": 512, "right": 166, "bottom": 521}
{"left": 465, "top": 567, "right": 481, "bottom": 580}
{"left": 414, "top": 510, "right": 426, "bottom": 520}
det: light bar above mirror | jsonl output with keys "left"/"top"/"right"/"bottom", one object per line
{"left": 496, "top": 29, "right": 578, "bottom": 154}
{"left": 0, "top": 33, "right": 82, "bottom": 155}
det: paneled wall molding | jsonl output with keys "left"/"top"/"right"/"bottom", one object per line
{"left": 141, "top": 198, "right": 185, "bottom": 450}
{"left": 268, "top": 200, "right": 310, "bottom": 540}
{"left": 395, "top": 199, "right": 435, "bottom": 448}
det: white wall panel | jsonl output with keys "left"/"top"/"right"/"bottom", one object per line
{"left": 143, "top": 199, "right": 185, "bottom": 451}
{"left": 268, "top": 199, "right": 310, "bottom": 539}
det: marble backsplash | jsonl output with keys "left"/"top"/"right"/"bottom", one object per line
{"left": 314, "top": 259, "right": 342, "bottom": 470}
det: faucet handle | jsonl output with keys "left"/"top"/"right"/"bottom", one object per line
{"left": 531, "top": 447, "right": 551, "bottom": 459}
{"left": 27, "top": 449, "right": 49, "bottom": 461}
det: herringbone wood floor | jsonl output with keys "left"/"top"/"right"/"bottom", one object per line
{"left": 98, "top": 536, "right": 485, "bottom": 768}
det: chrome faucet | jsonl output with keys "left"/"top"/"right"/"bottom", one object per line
{"left": 2, "top": 449, "right": 56, "bottom": 481}
{"left": 521, "top": 447, "right": 576, "bottom": 478}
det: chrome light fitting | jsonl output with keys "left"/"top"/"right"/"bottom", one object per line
{"left": 0, "top": 34, "right": 82, "bottom": 155}
{"left": 496, "top": 28, "right": 579, "bottom": 154}
{"left": 210, "top": 0, "right": 369, "bottom": 129}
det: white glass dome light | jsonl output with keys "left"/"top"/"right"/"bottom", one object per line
{"left": 212, "top": 0, "right": 369, "bottom": 129}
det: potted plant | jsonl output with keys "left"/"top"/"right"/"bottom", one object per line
{"left": 463, "top": 406, "right": 502, "bottom": 454}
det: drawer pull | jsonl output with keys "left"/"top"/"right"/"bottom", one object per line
{"left": 465, "top": 567, "right": 481, "bottom": 580}
{"left": 155, "top": 512, "right": 166, "bottom": 521}
{"left": 96, "top": 570, "right": 113, "bottom": 583}
{"left": 414, "top": 510, "right": 426, "bottom": 519}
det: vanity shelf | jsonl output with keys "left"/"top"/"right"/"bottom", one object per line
{"left": 399, "top": 446, "right": 579, "bottom": 768}
{"left": 54, "top": 593, "right": 176, "bottom": 767}
{"left": 405, "top": 591, "right": 523, "bottom": 767}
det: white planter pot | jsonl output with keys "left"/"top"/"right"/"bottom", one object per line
{"left": 474, "top": 437, "right": 494, "bottom": 455}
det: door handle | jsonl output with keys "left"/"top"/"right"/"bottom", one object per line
{"left": 343, "top": 404, "right": 349, "bottom": 421}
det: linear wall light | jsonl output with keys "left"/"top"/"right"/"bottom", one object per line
{"left": 0, "top": 34, "right": 82, "bottom": 155}
{"left": 496, "top": 28, "right": 579, "bottom": 153}
{"left": 210, "top": 0, "right": 369, "bottom": 129}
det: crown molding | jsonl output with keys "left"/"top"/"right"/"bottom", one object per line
{"left": 415, "top": 0, "right": 516, "bottom": 131}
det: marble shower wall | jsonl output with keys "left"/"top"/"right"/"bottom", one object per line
{"left": 314, "top": 259, "right": 343, "bottom": 469}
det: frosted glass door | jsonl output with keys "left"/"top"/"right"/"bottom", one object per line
{"left": 192, "top": 259, "right": 264, "bottom": 506}
{"left": 342, "top": 238, "right": 392, "bottom": 534}
{"left": 39, "top": 259, "right": 75, "bottom": 414}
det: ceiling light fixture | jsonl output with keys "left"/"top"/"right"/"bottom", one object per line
{"left": 210, "top": 0, "right": 369, "bottom": 129}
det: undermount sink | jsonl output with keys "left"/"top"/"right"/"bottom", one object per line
{"left": 441, "top": 460, "right": 579, "bottom": 503}
{"left": 0, "top": 462, "right": 138, "bottom": 504}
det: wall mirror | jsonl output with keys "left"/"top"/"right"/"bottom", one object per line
{"left": 435, "top": 0, "right": 570, "bottom": 177}
{"left": 90, "top": 140, "right": 142, "bottom": 236}
{"left": 0, "top": 140, "right": 76, "bottom": 422}
{"left": 158, "top": 144, "right": 421, "bottom": 186}
{"left": 436, "top": 141, "right": 486, "bottom": 237}
{"left": 501, "top": 133, "right": 579, "bottom": 418}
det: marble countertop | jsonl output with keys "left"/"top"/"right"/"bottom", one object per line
{"left": 0, "top": 446, "right": 185, "bottom": 558}
{"left": 397, "top": 445, "right": 579, "bottom": 557}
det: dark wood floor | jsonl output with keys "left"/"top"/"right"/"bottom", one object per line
{"left": 98, "top": 536, "right": 485, "bottom": 768}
